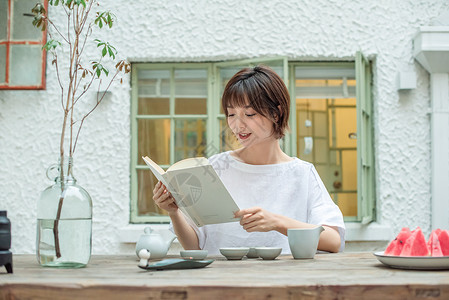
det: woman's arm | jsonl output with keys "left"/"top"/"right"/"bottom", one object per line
{"left": 235, "top": 207, "right": 341, "bottom": 253}
{"left": 153, "top": 182, "right": 200, "bottom": 250}
{"left": 168, "top": 210, "right": 200, "bottom": 250}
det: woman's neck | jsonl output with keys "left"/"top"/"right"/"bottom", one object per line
{"left": 231, "top": 139, "right": 293, "bottom": 165}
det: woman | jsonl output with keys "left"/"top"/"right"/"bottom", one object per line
{"left": 153, "top": 65, "right": 345, "bottom": 254}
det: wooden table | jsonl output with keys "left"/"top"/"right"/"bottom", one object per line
{"left": 1, "top": 252, "right": 448, "bottom": 300}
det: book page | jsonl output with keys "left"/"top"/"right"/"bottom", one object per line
{"left": 168, "top": 157, "right": 210, "bottom": 171}
{"left": 142, "top": 156, "right": 166, "bottom": 175}
{"left": 165, "top": 164, "right": 240, "bottom": 226}
{"left": 142, "top": 156, "right": 171, "bottom": 189}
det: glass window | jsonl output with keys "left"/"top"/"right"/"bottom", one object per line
{"left": 174, "top": 119, "right": 206, "bottom": 162}
{"left": 294, "top": 66, "right": 358, "bottom": 220}
{"left": 131, "top": 65, "right": 209, "bottom": 222}
{"left": 137, "top": 69, "right": 170, "bottom": 115}
{"left": 0, "top": 0, "right": 47, "bottom": 89}
{"left": 131, "top": 58, "right": 374, "bottom": 224}
{"left": 175, "top": 69, "right": 207, "bottom": 115}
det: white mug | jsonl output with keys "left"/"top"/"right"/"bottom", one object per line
{"left": 288, "top": 226, "right": 324, "bottom": 259}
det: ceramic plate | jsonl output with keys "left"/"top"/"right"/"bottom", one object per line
{"left": 373, "top": 251, "right": 449, "bottom": 270}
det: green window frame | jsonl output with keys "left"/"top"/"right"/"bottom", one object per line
{"left": 130, "top": 55, "right": 375, "bottom": 224}
{"left": 289, "top": 61, "right": 358, "bottom": 221}
{"left": 130, "top": 63, "right": 212, "bottom": 223}
{"left": 356, "top": 52, "right": 376, "bottom": 224}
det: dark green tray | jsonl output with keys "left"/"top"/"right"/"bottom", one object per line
{"left": 139, "top": 258, "right": 214, "bottom": 270}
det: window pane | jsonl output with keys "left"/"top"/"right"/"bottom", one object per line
{"left": 295, "top": 66, "right": 357, "bottom": 219}
{"left": 137, "top": 169, "right": 169, "bottom": 216}
{"left": 0, "top": 45, "right": 5, "bottom": 83}
{"left": 175, "top": 69, "right": 207, "bottom": 115}
{"left": 137, "top": 119, "right": 170, "bottom": 165}
{"left": 297, "top": 136, "right": 313, "bottom": 161}
{"left": 330, "top": 99, "right": 357, "bottom": 148}
{"left": 331, "top": 192, "right": 357, "bottom": 217}
{"left": 10, "top": 44, "right": 42, "bottom": 85}
{"left": 295, "top": 79, "right": 356, "bottom": 99}
{"left": 174, "top": 119, "right": 206, "bottom": 162}
{"left": 12, "top": 0, "right": 42, "bottom": 41}
{"left": 138, "top": 69, "right": 170, "bottom": 115}
{"left": 313, "top": 112, "right": 327, "bottom": 138}
{"left": 342, "top": 150, "right": 357, "bottom": 190}
{"left": 0, "top": 0, "right": 7, "bottom": 40}
{"left": 314, "top": 139, "right": 328, "bottom": 164}
{"left": 175, "top": 97, "right": 207, "bottom": 115}
{"left": 138, "top": 97, "right": 169, "bottom": 115}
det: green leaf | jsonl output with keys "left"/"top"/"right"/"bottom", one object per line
{"left": 95, "top": 12, "right": 104, "bottom": 27}
{"left": 31, "top": 3, "right": 46, "bottom": 15}
{"left": 102, "top": 46, "right": 107, "bottom": 57}
{"left": 42, "top": 39, "right": 61, "bottom": 51}
{"left": 107, "top": 47, "right": 115, "bottom": 59}
{"left": 107, "top": 14, "right": 112, "bottom": 28}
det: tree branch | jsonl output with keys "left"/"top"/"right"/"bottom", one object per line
{"left": 45, "top": 18, "right": 69, "bottom": 44}
{"left": 72, "top": 70, "right": 120, "bottom": 153}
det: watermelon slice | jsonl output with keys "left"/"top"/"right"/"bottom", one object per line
{"left": 384, "top": 227, "right": 411, "bottom": 256}
{"left": 427, "top": 231, "right": 443, "bottom": 257}
{"left": 437, "top": 230, "right": 449, "bottom": 256}
{"left": 400, "top": 227, "right": 429, "bottom": 256}
{"left": 384, "top": 239, "right": 398, "bottom": 255}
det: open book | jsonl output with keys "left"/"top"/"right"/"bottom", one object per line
{"left": 142, "top": 156, "right": 240, "bottom": 227}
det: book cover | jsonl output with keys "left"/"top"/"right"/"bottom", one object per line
{"left": 142, "top": 156, "right": 240, "bottom": 227}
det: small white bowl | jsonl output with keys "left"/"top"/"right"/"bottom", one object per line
{"left": 255, "top": 247, "right": 282, "bottom": 260}
{"left": 219, "top": 247, "right": 249, "bottom": 260}
{"left": 180, "top": 250, "right": 208, "bottom": 260}
{"left": 246, "top": 247, "right": 260, "bottom": 258}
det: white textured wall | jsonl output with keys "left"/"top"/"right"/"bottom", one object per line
{"left": 1, "top": 0, "right": 448, "bottom": 254}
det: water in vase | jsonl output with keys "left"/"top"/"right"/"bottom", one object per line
{"left": 37, "top": 218, "right": 92, "bottom": 268}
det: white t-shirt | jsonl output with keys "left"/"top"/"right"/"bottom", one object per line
{"left": 179, "top": 151, "right": 345, "bottom": 255}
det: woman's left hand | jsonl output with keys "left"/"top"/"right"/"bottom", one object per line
{"left": 234, "top": 207, "right": 280, "bottom": 232}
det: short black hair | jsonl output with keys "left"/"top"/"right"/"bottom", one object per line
{"left": 221, "top": 65, "right": 290, "bottom": 139}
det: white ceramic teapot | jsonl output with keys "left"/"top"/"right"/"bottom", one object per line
{"left": 135, "top": 227, "right": 177, "bottom": 259}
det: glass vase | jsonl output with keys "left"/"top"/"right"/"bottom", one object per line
{"left": 36, "top": 157, "right": 92, "bottom": 268}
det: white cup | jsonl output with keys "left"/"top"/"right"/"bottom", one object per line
{"left": 288, "top": 226, "right": 324, "bottom": 259}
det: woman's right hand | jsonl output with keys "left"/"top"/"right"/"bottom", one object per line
{"left": 152, "top": 181, "right": 178, "bottom": 214}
